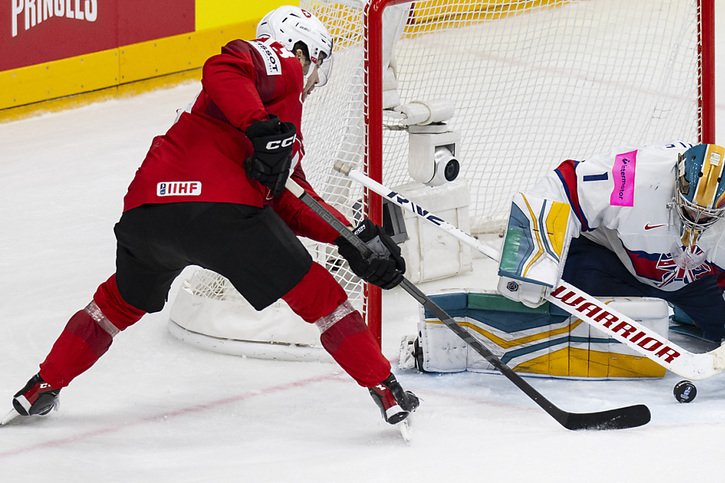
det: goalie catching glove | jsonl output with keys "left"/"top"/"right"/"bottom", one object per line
{"left": 498, "top": 192, "right": 578, "bottom": 308}
{"left": 245, "top": 116, "right": 297, "bottom": 198}
{"left": 336, "top": 219, "right": 406, "bottom": 289}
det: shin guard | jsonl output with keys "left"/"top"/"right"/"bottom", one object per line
{"left": 282, "top": 263, "right": 391, "bottom": 387}
{"left": 39, "top": 275, "right": 145, "bottom": 388}
{"left": 282, "top": 262, "right": 347, "bottom": 323}
{"left": 317, "top": 303, "right": 391, "bottom": 388}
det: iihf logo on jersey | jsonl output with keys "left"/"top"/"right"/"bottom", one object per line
{"left": 157, "top": 181, "right": 202, "bottom": 197}
{"left": 655, "top": 245, "right": 712, "bottom": 287}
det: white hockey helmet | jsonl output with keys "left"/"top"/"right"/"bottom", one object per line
{"left": 675, "top": 143, "right": 725, "bottom": 232}
{"left": 257, "top": 6, "right": 334, "bottom": 86}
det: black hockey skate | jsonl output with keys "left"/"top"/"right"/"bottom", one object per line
{"left": 369, "top": 373, "right": 419, "bottom": 425}
{"left": 12, "top": 374, "right": 60, "bottom": 417}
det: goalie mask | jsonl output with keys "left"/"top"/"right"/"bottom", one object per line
{"left": 675, "top": 143, "right": 725, "bottom": 233}
{"left": 257, "top": 6, "right": 334, "bottom": 87}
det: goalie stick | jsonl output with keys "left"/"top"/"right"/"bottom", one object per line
{"left": 285, "top": 178, "right": 650, "bottom": 430}
{"left": 333, "top": 162, "right": 725, "bottom": 381}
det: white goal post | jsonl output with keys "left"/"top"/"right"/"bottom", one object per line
{"left": 169, "top": 0, "right": 715, "bottom": 357}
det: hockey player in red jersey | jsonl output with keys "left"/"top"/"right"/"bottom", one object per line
{"left": 8, "top": 6, "right": 418, "bottom": 427}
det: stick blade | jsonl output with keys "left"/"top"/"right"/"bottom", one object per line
{"left": 562, "top": 404, "right": 651, "bottom": 430}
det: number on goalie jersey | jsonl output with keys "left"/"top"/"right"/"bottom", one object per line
{"left": 9, "top": 6, "right": 417, "bottom": 428}
{"left": 500, "top": 142, "right": 725, "bottom": 342}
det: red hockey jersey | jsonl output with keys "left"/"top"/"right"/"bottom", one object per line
{"left": 122, "top": 38, "right": 346, "bottom": 243}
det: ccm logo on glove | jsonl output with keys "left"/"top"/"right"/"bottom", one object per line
{"left": 266, "top": 136, "right": 295, "bottom": 150}
{"left": 245, "top": 116, "right": 297, "bottom": 198}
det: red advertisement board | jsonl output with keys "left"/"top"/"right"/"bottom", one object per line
{"left": 0, "top": 0, "right": 194, "bottom": 71}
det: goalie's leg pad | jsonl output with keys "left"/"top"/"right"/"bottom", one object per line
{"left": 415, "top": 291, "right": 669, "bottom": 379}
{"left": 39, "top": 274, "right": 144, "bottom": 388}
{"left": 397, "top": 335, "right": 423, "bottom": 371}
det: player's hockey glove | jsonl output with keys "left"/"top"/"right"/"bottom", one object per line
{"left": 336, "top": 219, "right": 406, "bottom": 289}
{"left": 245, "top": 116, "right": 297, "bottom": 198}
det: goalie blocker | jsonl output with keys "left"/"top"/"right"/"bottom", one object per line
{"left": 400, "top": 291, "right": 670, "bottom": 379}
{"left": 498, "top": 192, "right": 578, "bottom": 308}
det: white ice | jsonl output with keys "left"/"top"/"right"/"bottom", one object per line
{"left": 4, "top": 12, "right": 725, "bottom": 483}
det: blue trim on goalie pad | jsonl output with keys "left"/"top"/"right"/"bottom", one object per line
{"left": 538, "top": 201, "right": 558, "bottom": 261}
{"left": 500, "top": 335, "right": 623, "bottom": 366}
{"left": 426, "top": 292, "right": 467, "bottom": 312}
{"left": 500, "top": 336, "right": 570, "bottom": 365}
{"left": 482, "top": 335, "right": 617, "bottom": 364}
{"left": 571, "top": 336, "right": 612, "bottom": 344}
{"left": 425, "top": 292, "right": 570, "bottom": 332}
{"left": 467, "top": 310, "right": 568, "bottom": 332}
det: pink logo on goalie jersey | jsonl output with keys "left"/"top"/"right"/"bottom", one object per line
{"left": 610, "top": 150, "right": 637, "bottom": 206}
{"left": 157, "top": 181, "right": 202, "bottom": 197}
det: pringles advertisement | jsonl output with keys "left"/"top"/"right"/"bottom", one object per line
{"left": 1, "top": 0, "right": 195, "bottom": 71}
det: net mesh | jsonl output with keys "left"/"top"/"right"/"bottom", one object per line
{"left": 177, "top": 0, "right": 703, "bottom": 345}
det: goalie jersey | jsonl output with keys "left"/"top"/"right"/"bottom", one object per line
{"left": 531, "top": 142, "right": 725, "bottom": 292}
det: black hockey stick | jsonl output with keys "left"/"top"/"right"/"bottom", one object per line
{"left": 286, "top": 179, "right": 650, "bottom": 430}
{"left": 400, "top": 279, "right": 650, "bottom": 430}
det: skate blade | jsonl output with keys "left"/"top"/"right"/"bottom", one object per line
{"left": 0, "top": 409, "right": 20, "bottom": 426}
{"left": 397, "top": 416, "right": 412, "bottom": 443}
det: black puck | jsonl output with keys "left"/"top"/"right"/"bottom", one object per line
{"left": 673, "top": 380, "right": 697, "bottom": 403}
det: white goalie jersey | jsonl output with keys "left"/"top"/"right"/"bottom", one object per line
{"left": 531, "top": 142, "right": 725, "bottom": 292}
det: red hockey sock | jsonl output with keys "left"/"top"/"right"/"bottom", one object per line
{"left": 39, "top": 305, "right": 113, "bottom": 389}
{"left": 318, "top": 305, "right": 391, "bottom": 388}
{"left": 282, "top": 262, "right": 348, "bottom": 322}
{"left": 39, "top": 274, "right": 145, "bottom": 388}
{"left": 282, "top": 263, "right": 390, "bottom": 387}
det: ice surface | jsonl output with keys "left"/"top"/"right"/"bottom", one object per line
{"left": 4, "top": 8, "right": 725, "bottom": 482}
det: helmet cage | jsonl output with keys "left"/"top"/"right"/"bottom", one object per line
{"left": 675, "top": 144, "right": 725, "bottom": 231}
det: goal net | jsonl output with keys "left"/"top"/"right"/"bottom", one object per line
{"left": 169, "top": 0, "right": 714, "bottom": 358}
